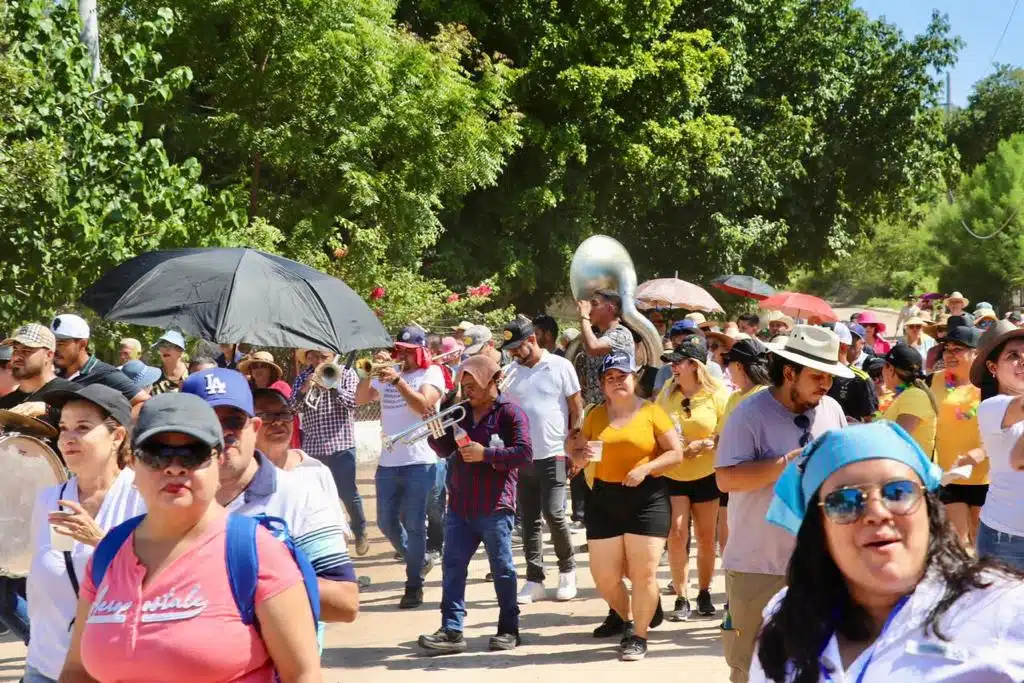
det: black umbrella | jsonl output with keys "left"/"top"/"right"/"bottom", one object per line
{"left": 81, "top": 248, "right": 392, "bottom": 353}
{"left": 710, "top": 274, "right": 776, "bottom": 301}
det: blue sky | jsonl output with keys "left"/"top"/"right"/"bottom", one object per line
{"left": 855, "top": 1, "right": 1024, "bottom": 105}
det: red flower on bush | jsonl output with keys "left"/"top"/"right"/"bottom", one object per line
{"left": 467, "top": 283, "right": 493, "bottom": 298}
{"left": 446, "top": 293, "right": 460, "bottom": 303}
{"left": 370, "top": 286, "right": 386, "bottom": 300}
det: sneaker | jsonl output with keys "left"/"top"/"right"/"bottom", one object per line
{"left": 661, "top": 581, "right": 675, "bottom": 596}
{"left": 399, "top": 585, "right": 423, "bottom": 609}
{"left": 355, "top": 535, "right": 370, "bottom": 557}
{"left": 393, "top": 550, "right": 404, "bottom": 561}
{"left": 485, "top": 571, "right": 493, "bottom": 581}
{"left": 619, "top": 621, "right": 635, "bottom": 648}
{"left": 418, "top": 628, "right": 467, "bottom": 654}
{"left": 555, "top": 571, "right": 577, "bottom": 601}
{"left": 488, "top": 632, "right": 521, "bottom": 651}
{"left": 421, "top": 551, "right": 440, "bottom": 578}
{"left": 570, "top": 519, "right": 586, "bottom": 530}
{"left": 696, "top": 589, "right": 716, "bottom": 617}
{"left": 667, "top": 596, "right": 690, "bottom": 622}
{"left": 593, "top": 609, "right": 628, "bottom": 638}
{"left": 620, "top": 635, "right": 648, "bottom": 661}
{"left": 650, "top": 599, "right": 664, "bottom": 628}
{"left": 517, "top": 581, "right": 547, "bottom": 604}
{"left": 357, "top": 575, "right": 371, "bottom": 589}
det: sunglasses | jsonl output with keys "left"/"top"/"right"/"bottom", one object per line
{"left": 218, "top": 414, "right": 249, "bottom": 432}
{"left": 257, "top": 410, "right": 293, "bottom": 424}
{"left": 819, "top": 479, "right": 924, "bottom": 525}
{"left": 681, "top": 398, "right": 692, "bottom": 418}
{"left": 134, "top": 443, "right": 216, "bottom": 471}
{"left": 794, "top": 414, "right": 811, "bottom": 447}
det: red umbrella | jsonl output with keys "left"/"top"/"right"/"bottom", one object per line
{"left": 759, "top": 292, "right": 837, "bottom": 322}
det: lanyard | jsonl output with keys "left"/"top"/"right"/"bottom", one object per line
{"left": 820, "top": 595, "right": 910, "bottom": 683}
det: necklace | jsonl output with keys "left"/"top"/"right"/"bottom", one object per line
{"left": 944, "top": 373, "right": 978, "bottom": 420}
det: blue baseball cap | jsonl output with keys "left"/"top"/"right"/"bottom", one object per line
{"left": 600, "top": 351, "right": 639, "bottom": 375}
{"left": 669, "top": 319, "right": 699, "bottom": 336}
{"left": 394, "top": 325, "right": 427, "bottom": 349}
{"left": 848, "top": 323, "right": 866, "bottom": 340}
{"left": 181, "top": 368, "right": 254, "bottom": 416}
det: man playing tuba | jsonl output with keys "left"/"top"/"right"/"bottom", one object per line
{"left": 576, "top": 289, "right": 636, "bottom": 407}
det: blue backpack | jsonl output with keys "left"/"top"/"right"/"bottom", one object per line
{"left": 91, "top": 513, "right": 320, "bottom": 629}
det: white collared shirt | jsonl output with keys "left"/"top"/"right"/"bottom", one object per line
{"left": 749, "top": 571, "right": 1024, "bottom": 682}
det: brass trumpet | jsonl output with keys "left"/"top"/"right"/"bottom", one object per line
{"left": 305, "top": 361, "right": 344, "bottom": 409}
{"left": 354, "top": 358, "right": 402, "bottom": 379}
{"left": 382, "top": 401, "right": 468, "bottom": 451}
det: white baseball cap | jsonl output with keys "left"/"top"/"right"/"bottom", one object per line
{"left": 51, "top": 313, "right": 91, "bottom": 340}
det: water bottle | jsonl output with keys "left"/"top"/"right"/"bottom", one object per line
{"left": 489, "top": 433, "right": 505, "bottom": 449}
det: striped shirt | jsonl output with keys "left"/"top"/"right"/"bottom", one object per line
{"left": 427, "top": 395, "right": 532, "bottom": 518}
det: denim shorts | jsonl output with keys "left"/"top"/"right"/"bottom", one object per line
{"left": 977, "top": 521, "right": 1024, "bottom": 571}
{"left": 23, "top": 665, "right": 58, "bottom": 683}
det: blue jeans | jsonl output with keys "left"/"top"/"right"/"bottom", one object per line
{"left": 375, "top": 463, "right": 436, "bottom": 589}
{"left": 977, "top": 521, "right": 1024, "bottom": 570}
{"left": 23, "top": 665, "right": 57, "bottom": 683}
{"left": 0, "top": 577, "right": 29, "bottom": 644}
{"left": 318, "top": 447, "right": 367, "bottom": 540}
{"left": 427, "top": 458, "right": 448, "bottom": 554}
{"left": 441, "top": 510, "right": 519, "bottom": 635}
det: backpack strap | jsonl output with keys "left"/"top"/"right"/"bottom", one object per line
{"left": 225, "top": 513, "right": 321, "bottom": 628}
{"left": 90, "top": 514, "right": 146, "bottom": 588}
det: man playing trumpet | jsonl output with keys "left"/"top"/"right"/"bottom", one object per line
{"left": 356, "top": 326, "right": 445, "bottom": 609}
{"left": 294, "top": 349, "right": 368, "bottom": 556}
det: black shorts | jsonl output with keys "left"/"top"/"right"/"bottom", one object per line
{"left": 663, "top": 473, "right": 721, "bottom": 504}
{"left": 586, "top": 477, "right": 670, "bottom": 540}
{"left": 939, "top": 484, "right": 989, "bottom": 507}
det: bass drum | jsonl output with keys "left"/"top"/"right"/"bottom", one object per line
{"left": 564, "top": 324, "right": 658, "bottom": 399}
{"left": 0, "top": 433, "right": 67, "bottom": 577}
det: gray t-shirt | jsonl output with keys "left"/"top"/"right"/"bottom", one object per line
{"left": 714, "top": 388, "right": 847, "bottom": 575}
{"left": 581, "top": 324, "right": 634, "bottom": 406}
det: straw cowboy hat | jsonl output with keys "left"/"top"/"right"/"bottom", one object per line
{"left": 237, "top": 351, "right": 283, "bottom": 383}
{"left": 684, "top": 312, "right": 715, "bottom": 331}
{"left": 763, "top": 309, "right": 795, "bottom": 331}
{"left": 705, "top": 329, "right": 751, "bottom": 351}
{"left": 945, "top": 291, "right": 969, "bottom": 307}
{"left": 769, "top": 325, "right": 854, "bottom": 379}
{"left": 924, "top": 314, "right": 950, "bottom": 339}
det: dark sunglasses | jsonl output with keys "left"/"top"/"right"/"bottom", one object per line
{"left": 218, "top": 414, "right": 249, "bottom": 432}
{"left": 134, "top": 443, "right": 216, "bottom": 471}
{"left": 794, "top": 414, "right": 811, "bottom": 447}
{"left": 257, "top": 410, "right": 294, "bottom": 424}
{"left": 819, "top": 479, "right": 923, "bottom": 525}
{"left": 681, "top": 398, "right": 692, "bottom": 418}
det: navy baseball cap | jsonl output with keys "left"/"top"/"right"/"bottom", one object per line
{"left": 669, "top": 320, "right": 699, "bottom": 336}
{"left": 394, "top": 326, "right": 427, "bottom": 349}
{"left": 848, "top": 323, "right": 867, "bottom": 340}
{"left": 600, "top": 351, "right": 638, "bottom": 375}
{"left": 181, "top": 368, "right": 254, "bottom": 416}
{"left": 134, "top": 392, "right": 224, "bottom": 449}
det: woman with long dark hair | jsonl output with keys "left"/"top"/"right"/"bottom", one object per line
{"left": 880, "top": 345, "right": 938, "bottom": 457}
{"left": 752, "top": 422, "right": 1024, "bottom": 683}
{"left": 970, "top": 319, "right": 1024, "bottom": 569}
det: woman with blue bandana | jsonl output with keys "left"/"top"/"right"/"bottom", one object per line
{"left": 750, "top": 421, "right": 1024, "bottom": 683}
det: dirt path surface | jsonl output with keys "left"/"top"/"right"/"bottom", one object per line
{"left": 0, "top": 463, "right": 732, "bottom": 682}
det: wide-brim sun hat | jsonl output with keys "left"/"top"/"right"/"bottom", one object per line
{"left": 945, "top": 291, "right": 969, "bottom": 307}
{"left": 769, "top": 324, "right": 855, "bottom": 379}
{"left": 970, "top": 318, "right": 1024, "bottom": 387}
{"left": 856, "top": 311, "right": 887, "bottom": 334}
{"left": 236, "top": 351, "right": 283, "bottom": 383}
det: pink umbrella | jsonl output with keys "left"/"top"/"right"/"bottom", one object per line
{"left": 635, "top": 278, "right": 724, "bottom": 313}
{"left": 758, "top": 292, "right": 838, "bottom": 322}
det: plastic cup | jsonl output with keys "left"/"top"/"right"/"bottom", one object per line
{"left": 587, "top": 440, "right": 604, "bottom": 462}
{"left": 50, "top": 511, "right": 75, "bottom": 552}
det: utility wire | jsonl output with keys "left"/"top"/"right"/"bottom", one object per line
{"left": 990, "top": 0, "right": 1021, "bottom": 64}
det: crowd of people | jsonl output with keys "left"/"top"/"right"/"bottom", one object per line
{"left": 1, "top": 286, "right": 1023, "bottom": 681}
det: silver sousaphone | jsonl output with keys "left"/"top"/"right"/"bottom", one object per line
{"left": 0, "top": 411, "right": 67, "bottom": 577}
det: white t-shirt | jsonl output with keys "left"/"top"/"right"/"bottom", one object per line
{"left": 372, "top": 365, "right": 445, "bottom": 467}
{"left": 502, "top": 350, "right": 580, "bottom": 459}
{"left": 750, "top": 572, "right": 1024, "bottom": 682}
{"left": 27, "top": 469, "right": 147, "bottom": 679}
{"left": 977, "top": 395, "right": 1024, "bottom": 535}
{"left": 291, "top": 449, "right": 352, "bottom": 539}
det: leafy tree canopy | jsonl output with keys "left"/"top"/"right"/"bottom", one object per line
{"left": 948, "top": 65, "right": 1024, "bottom": 172}
{"left": 399, "top": 0, "right": 960, "bottom": 309}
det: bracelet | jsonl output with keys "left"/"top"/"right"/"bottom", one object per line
{"left": 581, "top": 316, "right": 590, "bottom": 322}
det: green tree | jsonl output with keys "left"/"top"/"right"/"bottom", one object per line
{"left": 0, "top": 0, "right": 251, "bottom": 333}
{"left": 949, "top": 65, "right": 1024, "bottom": 172}
{"left": 100, "top": 0, "right": 522, "bottom": 308}
{"left": 930, "top": 134, "right": 1024, "bottom": 309}
{"left": 399, "top": 0, "right": 959, "bottom": 308}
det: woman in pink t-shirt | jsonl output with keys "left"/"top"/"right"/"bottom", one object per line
{"left": 59, "top": 393, "right": 322, "bottom": 683}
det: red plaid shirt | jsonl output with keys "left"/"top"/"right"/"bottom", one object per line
{"left": 293, "top": 365, "right": 358, "bottom": 456}
{"left": 428, "top": 395, "right": 532, "bottom": 518}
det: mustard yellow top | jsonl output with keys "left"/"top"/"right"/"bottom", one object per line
{"left": 930, "top": 373, "right": 990, "bottom": 485}
{"left": 883, "top": 385, "right": 937, "bottom": 459}
{"left": 582, "top": 401, "right": 674, "bottom": 484}
{"left": 655, "top": 381, "right": 730, "bottom": 482}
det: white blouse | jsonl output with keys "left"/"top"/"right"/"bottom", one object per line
{"left": 749, "top": 571, "right": 1024, "bottom": 682}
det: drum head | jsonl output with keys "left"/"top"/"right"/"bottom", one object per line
{"left": 0, "top": 434, "right": 67, "bottom": 577}
{"left": 0, "top": 409, "right": 58, "bottom": 439}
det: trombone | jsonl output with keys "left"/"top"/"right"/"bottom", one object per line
{"left": 383, "top": 401, "right": 468, "bottom": 451}
{"left": 497, "top": 362, "right": 518, "bottom": 392}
